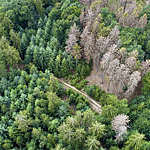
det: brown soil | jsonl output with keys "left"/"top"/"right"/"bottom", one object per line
{"left": 86, "top": 69, "right": 108, "bottom": 92}
{"left": 86, "top": 69, "right": 142, "bottom": 102}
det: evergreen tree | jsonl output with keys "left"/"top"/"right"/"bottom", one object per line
{"left": 0, "top": 36, "right": 20, "bottom": 70}
{"left": 125, "top": 131, "right": 145, "bottom": 150}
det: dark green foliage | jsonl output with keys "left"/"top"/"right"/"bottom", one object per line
{"left": 58, "top": 109, "right": 105, "bottom": 150}
{"left": 140, "top": 5, "right": 150, "bottom": 23}
{"left": 0, "top": 0, "right": 47, "bottom": 31}
{"left": 142, "top": 72, "right": 150, "bottom": 95}
{"left": 119, "top": 22, "right": 150, "bottom": 61}
{"left": 1, "top": 0, "right": 150, "bottom": 149}
{"left": 18, "top": 0, "right": 83, "bottom": 78}
{"left": 84, "top": 85, "right": 105, "bottom": 101}
{"left": 0, "top": 66, "right": 91, "bottom": 149}
{"left": 129, "top": 95, "right": 150, "bottom": 140}
{"left": 0, "top": 37, "right": 21, "bottom": 76}
{"left": 100, "top": 95, "right": 129, "bottom": 123}
{"left": 100, "top": 7, "right": 117, "bottom": 28}
{"left": 66, "top": 88, "right": 90, "bottom": 111}
{"left": 0, "top": 0, "right": 83, "bottom": 78}
{"left": 120, "top": 27, "right": 145, "bottom": 61}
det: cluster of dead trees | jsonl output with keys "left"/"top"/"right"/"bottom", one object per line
{"left": 66, "top": 0, "right": 150, "bottom": 99}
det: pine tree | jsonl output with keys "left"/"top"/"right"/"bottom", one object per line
{"left": 35, "top": 28, "right": 44, "bottom": 46}
{"left": 44, "top": 18, "right": 52, "bottom": 41}
{"left": 85, "top": 136, "right": 101, "bottom": 150}
{"left": 25, "top": 36, "right": 36, "bottom": 63}
{"left": 0, "top": 36, "right": 20, "bottom": 69}
{"left": 20, "top": 33, "right": 29, "bottom": 59}
{"left": 61, "top": 58, "right": 68, "bottom": 77}
{"left": 33, "top": 0, "right": 44, "bottom": 16}
{"left": 125, "top": 131, "right": 145, "bottom": 150}
{"left": 55, "top": 55, "right": 61, "bottom": 77}
{"left": 9, "top": 29, "right": 21, "bottom": 49}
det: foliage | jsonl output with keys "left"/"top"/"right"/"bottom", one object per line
{"left": 0, "top": 66, "right": 91, "bottom": 149}
{"left": 0, "top": 37, "right": 20, "bottom": 75}
{"left": 142, "top": 72, "right": 150, "bottom": 95}
{"left": 58, "top": 109, "right": 105, "bottom": 149}
{"left": 84, "top": 85, "right": 105, "bottom": 101}
{"left": 129, "top": 95, "right": 150, "bottom": 140}
{"left": 1, "top": 0, "right": 150, "bottom": 150}
{"left": 124, "top": 131, "right": 146, "bottom": 150}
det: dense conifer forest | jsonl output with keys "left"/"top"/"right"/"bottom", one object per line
{"left": 1, "top": 0, "right": 150, "bottom": 149}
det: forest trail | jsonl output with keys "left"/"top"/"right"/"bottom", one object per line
{"left": 55, "top": 78, "right": 102, "bottom": 114}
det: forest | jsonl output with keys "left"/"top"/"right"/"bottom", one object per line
{"left": 1, "top": 0, "right": 150, "bottom": 149}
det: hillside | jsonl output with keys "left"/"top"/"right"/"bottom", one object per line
{"left": 1, "top": 0, "right": 150, "bottom": 149}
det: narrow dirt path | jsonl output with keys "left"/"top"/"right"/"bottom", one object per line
{"left": 55, "top": 78, "right": 102, "bottom": 114}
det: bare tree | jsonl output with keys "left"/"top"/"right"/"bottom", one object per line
{"left": 77, "top": 0, "right": 150, "bottom": 99}
{"left": 125, "top": 57, "right": 137, "bottom": 71}
{"left": 112, "top": 114, "right": 129, "bottom": 142}
{"left": 124, "top": 71, "right": 141, "bottom": 97}
{"left": 66, "top": 24, "right": 81, "bottom": 59}
{"left": 140, "top": 60, "right": 150, "bottom": 76}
